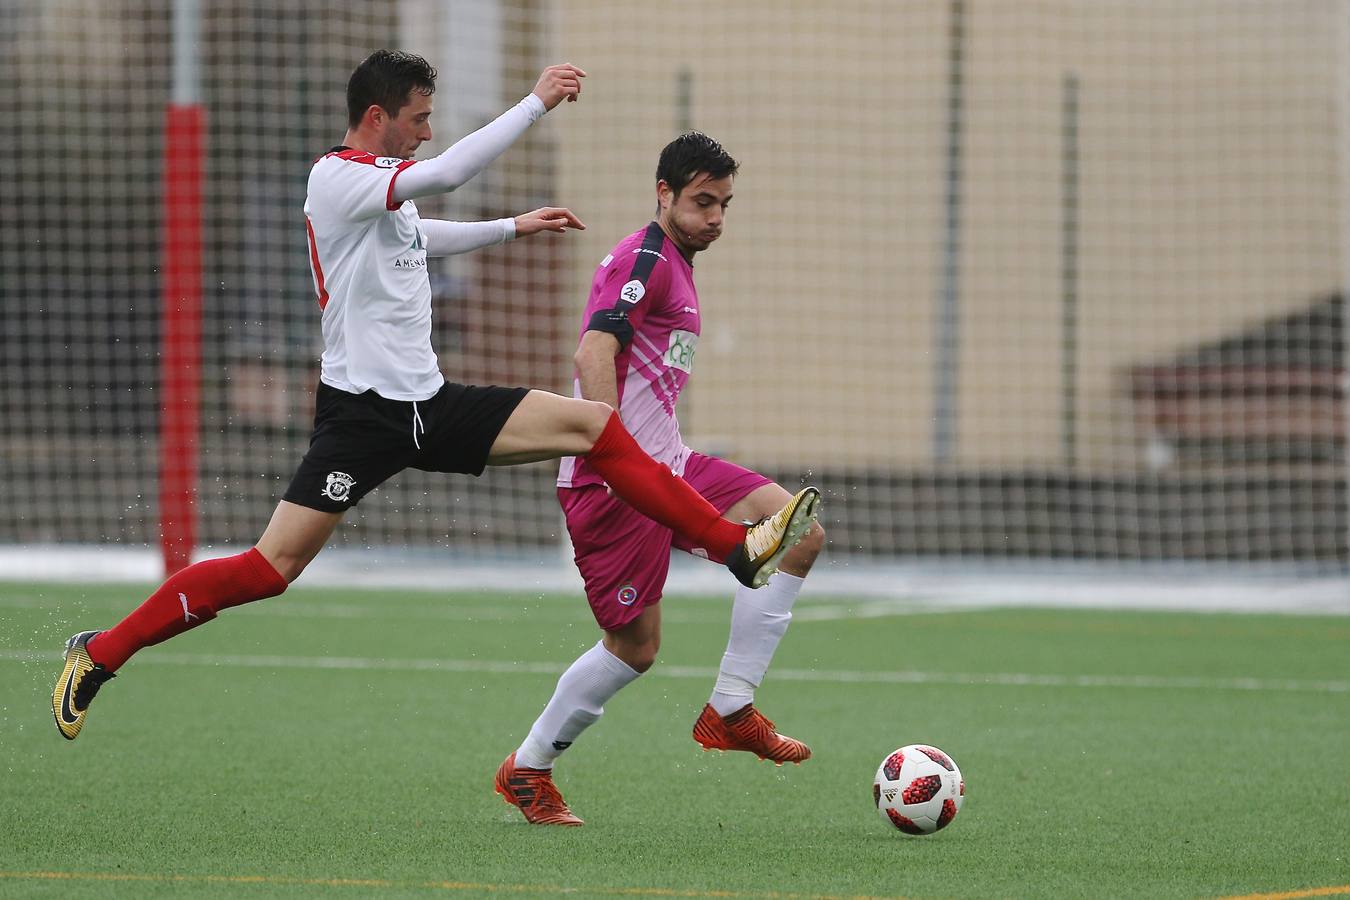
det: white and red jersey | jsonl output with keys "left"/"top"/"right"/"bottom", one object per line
{"left": 304, "top": 148, "right": 441, "bottom": 401}
{"left": 303, "top": 95, "right": 545, "bottom": 401}
{"left": 558, "top": 222, "right": 701, "bottom": 488}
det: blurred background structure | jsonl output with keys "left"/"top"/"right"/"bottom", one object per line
{"left": 0, "top": 1, "right": 1346, "bottom": 596}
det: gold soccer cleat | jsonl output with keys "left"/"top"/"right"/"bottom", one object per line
{"left": 53, "top": 631, "right": 115, "bottom": 741}
{"left": 726, "top": 486, "right": 820, "bottom": 589}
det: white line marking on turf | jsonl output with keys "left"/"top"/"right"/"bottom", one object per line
{"left": 2, "top": 649, "right": 1346, "bottom": 694}
{"left": 0, "top": 590, "right": 978, "bottom": 625}
{"left": 793, "top": 598, "right": 994, "bottom": 620}
{"left": 0, "top": 593, "right": 736, "bottom": 625}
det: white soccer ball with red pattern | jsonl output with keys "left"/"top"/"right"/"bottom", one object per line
{"left": 873, "top": 744, "right": 964, "bottom": 835}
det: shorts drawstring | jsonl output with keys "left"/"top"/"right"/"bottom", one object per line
{"left": 411, "top": 401, "right": 425, "bottom": 450}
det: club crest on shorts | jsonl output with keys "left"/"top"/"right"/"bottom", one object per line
{"left": 323, "top": 471, "right": 355, "bottom": 502}
{"left": 616, "top": 583, "right": 639, "bottom": 606}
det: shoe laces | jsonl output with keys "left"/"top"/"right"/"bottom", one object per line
{"left": 515, "top": 770, "right": 567, "bottom": 809}
{"left": 743, "top": 506, "right": 790, "bottom": 559}
{"left": 727, "top": 706, "right": 774, "bottom": 740}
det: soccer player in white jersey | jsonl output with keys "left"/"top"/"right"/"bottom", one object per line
{"left": 495, "top": 133, "right": 825, "bottom": 825}
{"left": 53, "top": 52, "right": 819, "bottom": 746}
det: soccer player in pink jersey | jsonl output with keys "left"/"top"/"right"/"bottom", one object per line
{"left": 52, "top": 54, "right": 819, "bottom": 744}
{"left": 496, "top": 133, "right": 826, "bottom": 825}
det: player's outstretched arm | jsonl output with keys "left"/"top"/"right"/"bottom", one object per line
{"left": 422, "top": 208, "right": 583, "bottom": 258}
{"left": 391, "top": 63, "right": 587, "bottom": 206}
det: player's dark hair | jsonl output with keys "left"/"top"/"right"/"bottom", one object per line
{"left": 347, "top": 50, "right": 437, "bottom": 127}
{"left": 656, "top": 131, "right": 738, "bottom": 195}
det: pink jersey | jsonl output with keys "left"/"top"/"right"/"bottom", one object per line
{"left": 558, "top": 222, "right": 700, "bottom": 488}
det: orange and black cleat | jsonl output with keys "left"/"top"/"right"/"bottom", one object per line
{"left": 692, "top": 703, "right": 812, "bottom": 766}
{"left": 494, "top": 752, "right": 584, "bottom": 826}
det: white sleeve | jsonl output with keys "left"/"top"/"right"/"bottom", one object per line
{"left": 309, "top": 155, "right": 414, "bottom": 223}
{"left": 422, "top": 217, "right": 516, "bottom": 257}
{"left": 389, "top": 94, "right": 546, "bottom": 205}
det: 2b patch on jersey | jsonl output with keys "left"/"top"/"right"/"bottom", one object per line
{"left": 619, "top": 280, "right": 646, "bottom": 304}
{"left": 662, "top": 329, "right": 698, "bottom": 373}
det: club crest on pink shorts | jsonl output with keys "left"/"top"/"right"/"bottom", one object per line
{"left": 616, "top": 584, "right": 639, "bottom": 606}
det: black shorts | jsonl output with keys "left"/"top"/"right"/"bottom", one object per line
{"left": 283, "top": 381, "right": 530, "bottom": 512}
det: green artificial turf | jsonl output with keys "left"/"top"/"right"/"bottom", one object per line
{"left": 1, "top": 582, "right": 1347, "bottom": 899}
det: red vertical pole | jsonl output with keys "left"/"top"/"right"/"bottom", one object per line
{"left": 160, "top": 104, "right": 205, "bottom": 576}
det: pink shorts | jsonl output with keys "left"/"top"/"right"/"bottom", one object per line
{"left": 559, "top": 452, "right": 773, "bottom": 632}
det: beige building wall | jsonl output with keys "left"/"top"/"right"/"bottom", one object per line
{"left": 556, "top": 0, "right": 1344, "bottom": 472}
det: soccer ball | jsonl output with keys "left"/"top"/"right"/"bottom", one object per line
{"left": 873, "top": 744, "right": 964, "bottom": 835}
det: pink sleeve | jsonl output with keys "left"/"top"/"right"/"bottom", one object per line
{"left": 585, "top": 253, "right": 671, "bottom": 344}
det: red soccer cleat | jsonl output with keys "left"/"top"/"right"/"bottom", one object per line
{"left": 692, "top": 703, "right": 812, "bottom": 765}
{"left": 494, "top": 752, "right": 584, "bottom": 826}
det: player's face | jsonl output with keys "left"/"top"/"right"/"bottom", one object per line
{"left": 381, "top": 90, "right": 434, "bottom": 159}
{"left": 659, "top": 172, "right": 733, "bottom": 256}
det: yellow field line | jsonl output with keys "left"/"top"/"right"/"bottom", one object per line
{"left": 1216, "top": 887, "right": 1350, "bottom": 900}
{"left": 0, "top": 871, "right": 907, "bottom": 899}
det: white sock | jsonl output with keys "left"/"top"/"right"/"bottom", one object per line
{"left": 514, "top": 640, "right": 640, "bottom": 770}
{"left": 709, "top": 571, "right": 805, "bottom": 716}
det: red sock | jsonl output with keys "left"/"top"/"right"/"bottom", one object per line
{"left": 584, "top": 412, "right": 744, "bottom": 560}
{"left": 86, "top": 548, "right": 288, "bottom": 672}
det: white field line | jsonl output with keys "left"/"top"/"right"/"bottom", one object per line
{"left": 2, "top": 588, "right": 1339, "bottom": 627}
{"left": 0, "top": 592, "right": 956, "bottom": 625}
{"left": 792, "top": 598, "right": 994, "bottom": 620}
{"left": 0, "top": 593, "right": 725, "bottom": 624}
{"left": 2, "top": 649, "right": 1346, "bottom": 694}
{"left": 3, "top": 546, "right": 1347, "bottom": 616}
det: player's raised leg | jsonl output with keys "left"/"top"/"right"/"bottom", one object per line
{"left": 692, "top": 482, "right": 825, "bottom": 765}
{"left": 485, "top": 390, "right": 819, "bottom": 588}
{"left": 53, "top": 502, "right": 339, "bottom": 740}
